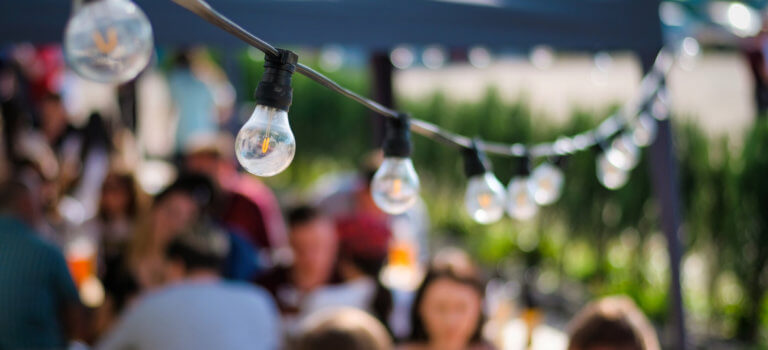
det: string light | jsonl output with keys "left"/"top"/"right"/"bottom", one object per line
{"left": 235, "top": 49, "right": 298, "bottom": 177}
{"left": 631, "top": 112, "right": 658, "bottom": 147}
{"left": 371, "top": 115, "right": 421, "bottom": 215}
{"left": 63, "top": 0, "right": 677, "bottom": 216}
{"left": 605, "top": 133, "right": 640, "bottom": 171}
{"left": 64, "top": 0, "right": 153, "bottom": 84}
{"left": 463, "top": 141, "right": 506, "bottom": 224}
{"left": 527, "top": 160, "right": 565, "bottom": 206}
{"left": 506, "top": 158, "right": 538, "bottom": 220}
{"left": 597, "top": 152, "right": 629, "bottom": 190}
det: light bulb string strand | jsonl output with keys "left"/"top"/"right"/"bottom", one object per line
{"left": 170, "top": 0, "right": 673, "bottom": 159}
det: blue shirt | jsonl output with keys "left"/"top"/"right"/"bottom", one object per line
{"left": 0, "top": 216, "right": 80, "bottom": 349}
{"left": 97, "top": 281, "right": 281, "bottom": 350}
{"left": 168, "top": 69, "right": 217, "bottom": 152}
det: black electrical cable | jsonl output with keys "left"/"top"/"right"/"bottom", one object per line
{"left": 170, "top": 0, "right": 674, "bottom": 158}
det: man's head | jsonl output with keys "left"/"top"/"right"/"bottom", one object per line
{"left": 287, "top": 205, "right": 338, "bottom": 291}
{"left": 151, "top": 173, "right": 216, "bottom": 244}
{"left": 567, "top": 296, "right": 660, "bottom": 350}
{"left": 182, "top": 133, "right": 231, "bottom": 179}
{"left": 0, "top": 180, "right": 35, "bottom": 224}
{"left": 164, "top": 222, "right": 230, "bottom": 283}
{"left": 294, "top": 307, "right": 392, "bottom": 350}
{"left": 0, "top": 164, "right": 43, "bottom": 225}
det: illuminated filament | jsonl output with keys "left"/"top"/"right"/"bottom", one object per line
{"left": 516, "top": 192, "right": 528, "bottom": 206}
{"left": 261, "top": 137, "right": 270, "bottom": 154}
{"left": 539, "top": 178, "right": 553, "bottom": 191}
{"left": 477, "top": 193, "right": 492, "bottom": 208}
{"left": 92, "top": 27, "right": 118, "bottom": 54}
{"left": 391, "top": 178, "right": 402, "bottom": 196}
{"left": 261, "top": 110, "right": 274, "bottom": 154}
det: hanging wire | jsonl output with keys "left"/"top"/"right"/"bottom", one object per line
{"left": 170, "top": 0, "right": 674, "bottom": 158}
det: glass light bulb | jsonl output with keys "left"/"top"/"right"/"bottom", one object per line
{"left": 235, "top": 105, "right": 296, "bottom": 177}
{"left": 605, "top": 134, "right": 639, "bottom": 171}
{"left": 631, "top": 113, "right": 658, "bottom": 147}
{"left": 64, "top": 0, "right": 153, "bottom": 84}
{"left": 465, "top": 172, "right": 506, "bottom": 224}
{"left": 506, "top": 176, "right": 538, "bottom": 220}
{"left": 371, "top": 157, "right": 420, "bottom": 215}
{"left": 528, "top": 163, "right": 564, "bottom": 206}
{"left": 597, "top": 153, "right": 629, "bottom": 190}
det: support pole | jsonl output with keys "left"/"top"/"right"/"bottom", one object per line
{"left": 640, "top": 52, "right": 688, "bottom": 350}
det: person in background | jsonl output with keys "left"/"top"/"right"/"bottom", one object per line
{"left": 38, "top": 93, "right": 79, "bottom": 176}
{"left": 126, "top": 175, "right": 203, "bottom": 289}
{"left": 183, "top": 133, "right": 288, "bottom": 267}
{"left": 92, "top": 260, "right": 140, "bottom": 341}
{"left": 127, "top": 173, "right": 257, "bottom": 290}
{"left": 399, "top": 262, "right": 492, "bottom": 350}
{"left": 168, "top": 49, "right": 218, "bottom": 156}
{"left": 66, "top": 112, "right": 113, "bottom": 219}
{"left": 80, "top": 172, "right": 142, "bottom": 274}
{"left": 566, "top": 296, "right": 660, "bottom": 350}
{"left": 301, "top": 213, "right": 393, "bottom": 330}
{"left": 256, "top": 205, "right": 339, "bottom": 332}
{"left": 293, "top": 307, "right": 393, "bottom": 350}
{"left": 0, "top": 178, "right": 85, "bottom": 348}
{"left": 97, "top": 222, "right": 280, "bottom": 350}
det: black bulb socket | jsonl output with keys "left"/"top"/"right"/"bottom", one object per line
{"left": 517, "top": 156, "right": 532, "bottom": 177}
{"left": 382, "top": 114, "right": 412, "bottom": 158}
{"left": 463, "top": 140, "right": 490, "bottom": 178}
{"left": 254, "top": 49, "right": 298, "bottom": 112}
{"left": 548, "top": 154, "right": 568, "bottom": 168}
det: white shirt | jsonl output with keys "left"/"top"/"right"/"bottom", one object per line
{"left": 97, "top": 280, "right": 281, "bottom": 350}
{"left": 301, "top": 277, "right": 377, "bottom": 319}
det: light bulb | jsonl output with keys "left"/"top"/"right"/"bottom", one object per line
{"left": 528, "top": 163, "right": 564, "bottom": 205}
{"left": 235, "top": 105, "right": 296, "bottom": 177}
{"left": 371, "top": 157, "right": 420, "bottom": 215}
{"left": 64, "top": 0, "right": 153, "bottom": 84}
{"left": 605, "top": 134, "right": 639, "bottom": 171}
{"left": 597, "top": 153, "right": 629, "bottom": 189}
{"left": 506, "top": 177, "right": 538, "bottom": 220}
{"left": 631, "top": 113, "right": 658, "bottom": 147}
{"left": 465, "top": 172, "right": 506, "bottom": 224}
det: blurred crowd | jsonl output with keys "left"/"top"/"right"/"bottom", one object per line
{"left": 1, "top": 45, "right": 661, "bottom": 350}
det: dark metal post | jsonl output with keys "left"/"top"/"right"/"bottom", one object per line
{"left": 370, "top": 51, "right": 394, "bottom": 148}
{"left": 640, "top": 53, "right": 688, "bottom": 349}
{"left": 637, "top": 0, "right": 687, "bottom": 347}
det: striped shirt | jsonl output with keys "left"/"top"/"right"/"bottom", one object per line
{"left": 0, "top": 216, "right": 79, "bottom": 349}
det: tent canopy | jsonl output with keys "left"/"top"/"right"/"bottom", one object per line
{"left": 1, "top": 0, "right": 662, "bottom": 53}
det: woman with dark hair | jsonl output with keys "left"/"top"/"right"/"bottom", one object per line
{"left": 92, "top": 172, "right": 140, "bottom": 263}
{"left": 300, "top": 212, "right": 393, "bottom": 333}
{"left": 399, "top": 263, "right": 493, "bottom": 350}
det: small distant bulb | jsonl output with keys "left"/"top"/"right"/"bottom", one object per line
{"left": 468, "top": 46, "right": 492, "bottom": 68}
{"left": 465, "top": 172, "right": 506, "bottom": 224}
{"left": 597, "top": 153, "right": 629, "bottom": 190}
{"left": 235, "top": 105, "right": 296, "bottom": 177}
{"left": 528, "top": 163, "right": 564, "bottom": 206}
{"left": 64, "top": 0, "right": 154, "bottom": 84}
{"left": 506, "top": 177, "right": 538, "bottom": 220}
{"left": 606, "top": 134, "right": 640, "bottom": 171}
{"left": 371, "top": 157, "right": 420, "bottom": 215}
{"left": 632, "top": 113, "right": 658, "bottom": 147}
